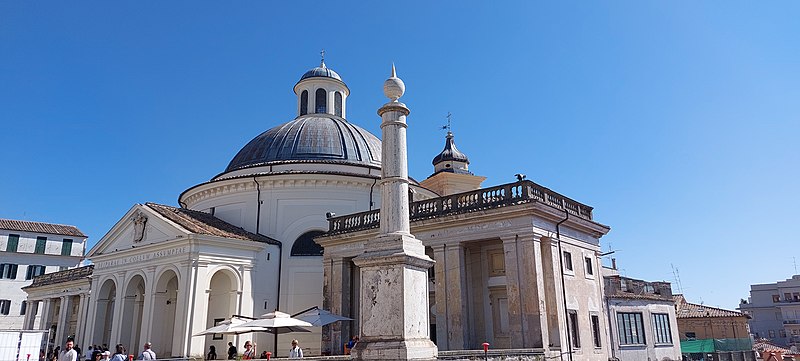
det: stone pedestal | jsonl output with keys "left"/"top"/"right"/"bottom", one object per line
{"left": 352, "top": 234, "right": 437, "bottom": 361}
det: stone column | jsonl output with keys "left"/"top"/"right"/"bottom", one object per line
{"left": 110, "top": 273, "right": 126, "bottom": 343}
{"left": 74, "top": 294, "right": 87, "bottom": 345}
{"left": 351, "top": 66, "right": 437, "bottom": 361}
{"left": 324, "top": 257, "right": 352, "bottom": 355}
{"left": 540, "top": 237, "right": 567, "bottom": 350}
{"left": 39, "top": 299, "right": 52, "bottom": 331}
{"left": 433, "top": 244, "right": 469, "bottom": 351}
{"left": 55, "top": 296, "right": 70, "bottom": 344}
{"left": 140, "top": 267, "right": 157, "bottom": 344}
{"left": 501, "top": 234, "right": 548, "bottom": 349}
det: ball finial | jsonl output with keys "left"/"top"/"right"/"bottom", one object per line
{"left": 383, "top": 63, "right": 405, "bottom": 101}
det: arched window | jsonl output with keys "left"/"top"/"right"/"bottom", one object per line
{"left": 300, "top": 90, "right": 308, "bottom": 115}
{"left": 315, "top": 88, "right": 327, "bottom": 113}
{"left": 290, "top": 230, "right": 325, "bottom": 256}
{"left": 334, "top": 91, "right": 343, "bottom": 117}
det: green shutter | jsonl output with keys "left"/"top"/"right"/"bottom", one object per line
{"left": 6, "top": 235, "right": 19, "bottom": 252}
{"left": 61, "top": 239, "right": 73, "bottom": 256}
{"left": 35, "top": 237, "right": 46, "bottom": 254}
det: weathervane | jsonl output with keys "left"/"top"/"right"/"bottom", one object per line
{"left": 441, "top": 112, "right": 452, "bottom": 132}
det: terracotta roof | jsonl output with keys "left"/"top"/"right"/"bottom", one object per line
{"left": 0, "top": 219, "right": 86, "bottom": 238}
{"left": 23, "top": 265, "right": 94, "bottom": 289}
{"left": 673, "top": 294, "right": 749, "bottom": 318}
{"left": 607, "top": 292, "right": 674, "bottom": 301}
{"left": 753, "top": 339, "right": 797, "bottom": 355}
{"left": 144, "top": 203, "right": 280, "bottom": 245}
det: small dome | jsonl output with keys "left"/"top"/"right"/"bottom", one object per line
{"left": 432, "top": 132, "right": 470, "bottom": 166}
{"left": 299, "top": 61, "right": 343, "bottom": 82}
{"left": 225, "top": 115, "right": 382, "bottom": 173}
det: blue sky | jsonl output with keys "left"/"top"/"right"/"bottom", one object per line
{"left": 1, "top": 2, "right": 798, "bottom": 310}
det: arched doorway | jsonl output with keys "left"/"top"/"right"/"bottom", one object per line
{"left": 205, "top": 269, "right": 239, "bottom": 356}
{"left": 120, "top": 275, "right": 146, "bottom": 353}
{"left": 151, "top": 270, "right": 179, "bottom": 357}
{"left": 93, "top": 279, "right": 117, "bottom": 346}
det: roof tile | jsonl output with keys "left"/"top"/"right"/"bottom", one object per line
{"left": 0, "top": 219, "right": 86, "bottom": 238}
{"left": 145, "top": 203, "right": 280, "bottom": 245}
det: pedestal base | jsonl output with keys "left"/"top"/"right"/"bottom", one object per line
{"left": 352, "top": 234, "right": 438, "bottom": 360}
{"left": 352, "top": 338, "right": 438, "bottom": 361}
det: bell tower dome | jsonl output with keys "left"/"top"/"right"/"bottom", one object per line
{"left": 419, "top": 130, "right": 486, "bottom": 196}
{"left": 293, "top": 55, "right": 350, "bottom": 118}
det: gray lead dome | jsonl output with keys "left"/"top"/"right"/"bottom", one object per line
{"left": 225, "top": 116, "right": 382, "bottom": 172}
{"left": 299, "top": 66, "right": 343, "bottom": 82}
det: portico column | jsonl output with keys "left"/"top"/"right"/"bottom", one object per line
{"left": 55, "top": 296, "right": 70, "bottom": 344}
{"left": 111, "top": 273, "right": 126, "bottom": 343}
{"left": 74, "top": 294, "right": 87, "bottom": 345}
{"left": 324, "top": 257, "right": 351, "bottom": 355}
{"left": 432, "top": 244, "right": 469, "bottom": 351}
{"left": 39, "top": 299, "right": 52, "bottom": 331}
{"left": 501, "top": 234, "right": 548, "bottom": 348}
{"left": 140, "top": 267, "right": 157, "bottom": 344}
{"left": 540, "top": 237, "right": 568, "bottom": 350}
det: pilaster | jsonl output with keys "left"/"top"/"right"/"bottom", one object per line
{"left": 540, "top": 237, "right": 568, "bottom": 349}
{"left": 55, "top": 296, "right": 70, "bottom": 344}
{"left": 432, "top": 244, "right": 469, "bottom": 350}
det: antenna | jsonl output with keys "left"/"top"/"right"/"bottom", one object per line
{"left": 441, "top": 112, "right": 452, "bottom": 132}
{"left": 671, "top": 263, "right": 684, "bottom": 294}
{"left": 794, "top": 257, "right": 798, "bottom": 274}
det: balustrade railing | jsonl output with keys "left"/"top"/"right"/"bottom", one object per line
{"left": 327, "top": 180, "right": 594, "bottom": 235}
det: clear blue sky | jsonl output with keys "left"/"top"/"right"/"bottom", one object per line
{"left": 1, "top": 2, "right": 798, "bottom": 310}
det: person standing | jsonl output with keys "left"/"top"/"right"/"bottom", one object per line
{"left": 207, "top": 345, "right": 217, "bottom": 360}
{"left": 110, "top": 345, "right": 126, "bottom": 361}
{"left": 288, "top": 340, "right": 303, "bottom": 359}
{"left": 241, "top": 342, "right": 255, "bottom": 360}
{"left": 226, "top": 342, "right": 237, "bottom": 360}
{"left": 58, "top": 340, "right": 77, "bottom": 361}
{"left": 138, "top": 342, "right": 156, "bottom": 360}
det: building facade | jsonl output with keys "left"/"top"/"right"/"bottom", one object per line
{"left": 603, "top": 272, "right": 681, "bottom": 361}
{"left": 0, "top": 219, "right": 87, "bottom": 330}
{"left": 740, "top": 275, "right": 800, "bottom": 347}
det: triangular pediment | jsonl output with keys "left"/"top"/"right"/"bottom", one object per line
{"left": 87, "top": 204, "right": 191, "bottom": 257}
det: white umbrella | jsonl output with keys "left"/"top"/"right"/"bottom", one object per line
{"left": 239, "top": 311, "right": 314, "bottom": 330}
{"left": 296, "top": 308, "right": 353, "bottom": 327}
{"left": 193, "top": 317, "right": 268, "bottom": 336}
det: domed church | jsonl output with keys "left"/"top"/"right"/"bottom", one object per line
{"left": 22, "top": 61, "right": 615, "bottom": 361}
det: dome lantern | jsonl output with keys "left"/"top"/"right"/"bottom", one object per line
{"left": 294, "top": 55, "right": 350, "bottom": 119}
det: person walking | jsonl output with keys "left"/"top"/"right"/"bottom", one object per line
{"left": 288, "top": 340, "right": 303, "bottom": 359}
{"left": 58, "top": 340, "right": 77, "bottom": 361}
{"left": 226, "top": 342, "right": 237, "bottom": 360}
{"left": 138, "top": 342, "right": 156, "bottom": 360}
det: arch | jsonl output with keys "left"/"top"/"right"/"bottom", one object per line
{"left": 152, "top": 269, "right": 180, "bottom": 357}
{"left": 290, "top": 230, "right": 325, "bottom": 256}
{"left": 300, "top": 90, "right": 308, "bottom": 116}
{"left": 334, "top": 91, "right": 343, "bottom": 117}
{"left": 315, "top": 88, "right": 327, "bottom": 113}
{"left": 93, "top": 278, "right": 117, "bottom": 346}
{"left": 120, "top": 274, "right": 146, "bottom": 353}
{"left": 205, "top": 269, "right": 239, "bottom": 354}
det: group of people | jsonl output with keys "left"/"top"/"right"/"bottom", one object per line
{"left": 45, "top": 339, "right": 157, "bottom": 361}
{"left": 208, "top": 340, "right": 303, "bottom": 359}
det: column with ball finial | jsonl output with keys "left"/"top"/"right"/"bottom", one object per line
{"left": 350, "top": 65, "right": 438, "bottom": 360}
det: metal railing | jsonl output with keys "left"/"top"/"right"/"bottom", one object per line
{"left": 327, "top": 180, "right": 594, "bottom": 235}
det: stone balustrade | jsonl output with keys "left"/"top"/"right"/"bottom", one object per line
{"left": 327, "top": 180, "right": 594, "bottom": 235}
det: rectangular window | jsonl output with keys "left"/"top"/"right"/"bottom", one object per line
{"left": 585, "top": 257, "right": 594, "bottom": 276}
{"left": 61, "top": 239, "right": 73, "bottom": 256}
{"left": 20, "top": 301, "right": 26, "bottom": 315}
{"left": 6, "top": 234, "right": 19, "bottom": 252}
{"left": 617, "top": 312, "right": 646, "bottom": 345}
{"left": 774, "top": 295, "right": 781, "bottom": 303}
{"left": 0, "top": 300, "right": 10, "bottom": 315}
{"left": 769, "top": 330, "right": 776, "bottom": 338}
{"left": 563, "top": 251, "right": 573, "bottom": 271}
{"left": 786, "top": 293, "right": 792, "bottom": 301}
{"left": 568, "top": 310, "right": 580, "bottom": 348}
{"left": 25, "top": 265, "right": 46, "bottom": 280}
{"left": 652, "top": 313, "right": 673, "bottom": 344}
{"left": 591, "top": 314, "right": 602, "bottom": 348}
{"left": 0, "top": 264, "right": 18, "bottom": 279}
{"left": 780, "top": 330, "right": 787, "bottom": 338}
{"left": 35, "top": 237, "right": 46, "bottom": 254}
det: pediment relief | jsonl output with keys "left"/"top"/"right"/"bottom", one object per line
{"left": 88, "top": 205, "right": 187, "bottom": 257}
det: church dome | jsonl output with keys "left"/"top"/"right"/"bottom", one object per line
{"left": 299, "top": 62, "right": 343, "bottom": 82}
{"left": 432, "top": 132, "right": 469, "bottom": 165}
{"left": 225, "top": 115, "right": 382, "bottom": 173}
